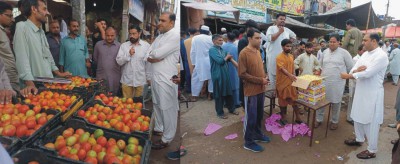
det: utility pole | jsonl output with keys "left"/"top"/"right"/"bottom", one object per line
{"left": 383, "top": 0, "right": 389, "bottom": 40}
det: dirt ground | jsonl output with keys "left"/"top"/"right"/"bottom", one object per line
{"left": 176, "top": 82, "right": 398, "bottom": 164}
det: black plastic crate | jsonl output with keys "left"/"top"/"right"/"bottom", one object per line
{"left": 0, "top": 108, "right": 61, "bottom": 154}
{"left": 73, "top": 99, "right": 154, "bottom": 139}
{"left": 12, "top": 148, "right": 72, "bottom": 164}
{"left": 0, "top": 135, "right": 21, "bottom": 155}
{"left": 35, "top": 118, "right": 151, "bottom": 164}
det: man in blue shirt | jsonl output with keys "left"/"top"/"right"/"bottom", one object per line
{"left": 222, "top": 32, "right": 240, "bottom": 108}
{"left": 59, "top": 19, "right": 90, "bottom": 77}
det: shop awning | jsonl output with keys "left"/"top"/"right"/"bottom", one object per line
{"left": 182, "top": 1, "right": 240, "bottom": 23}
{"left": 362, "top": 26, "right": 400, "bottom": 38}
{"left": 308, "top": 2, "right": 388, "bottom": 30}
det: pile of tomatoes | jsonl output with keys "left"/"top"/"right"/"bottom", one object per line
{"left": 94, "top": 94, "right": 142, "bottom": 110}
{"left": 77, "top": 103, "right": 150, "bottom": 133}
{"left": 0, "top": 104, "right": 55, "bottom": 138}
{"left": 23, "top": 91, "right": 78, "bottom": 112}
{"left": 44, "top": 76, "right": 97, "bottom": 90}
{"left": 44, "top": 128, "right": 142, "bottom": 164}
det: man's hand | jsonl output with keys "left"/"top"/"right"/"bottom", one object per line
{"left": 289, "top": 74, "right": 297, "bottom": 82}
{"left": 20, "top": 85, "right": 38, "bottom": 97}
{"left": 95, "top": 22, "right": 103, "bottom": 30}
{"left": 0, "top": 89, "right": 15, "bottom": 104}
{"left": 355, "top": 65, "right": 367, "bottom": 73}
{"left": 147, "top": 57, "right": 163, "bottom": 63}
{"left": 225, "top": 54, "right": 233, "bottom": 61}
{"left": 129, "top": 47, "right": 135, "bottom": 56}
{"left": 58, "top": 71, "right": 72, "bottom": 78}
{"left": 86, "top": 62, "right": 91, "bottom": 68}
{"left": 278, "top": 26, "right": 284, "bottom": 33}
{"left": 171, "top": 77, "right": 181, "bottom": 84}
{"left": 340, "top": 73, "right": 353, "bottom": 79}
{"left": 262, "top": 78, "right": 268, "bottom": 85}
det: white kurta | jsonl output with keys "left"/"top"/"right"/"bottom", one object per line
{"left": 190, "top": 34, "right": 213, "bottom": 81}
{"left": 349, "top": 54, "right": 361, "bottom": 95}
{"left": 146, "top": 28, "right": 180, "bottom": 143}
{"left": 351, "top": 48, "right": 388, "bottom": 124}
{"left": 389, "top": 48, "right": 400, "bottom": 75}
{"left": 266, "top": 26, "right": 296, "bottom": 76}
{"left": 320, "top": 47, "right": 354, "bottom": 103}
{"left": 294, "top": 53, "right": 321, "bottom": 75}
{"left": 190, "top": 34, "right": 213, "bottom": 96}
{"left": 116, "top": 40, "right": 151, "bottom": 87}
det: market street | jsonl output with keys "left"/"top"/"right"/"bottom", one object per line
{"left": 180, "top": 82, "right": 398, "bottom": 164}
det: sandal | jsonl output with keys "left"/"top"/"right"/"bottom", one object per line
{"left": 152, "top": 140, "right": 169, "bottom": 150}
{"left": 153, "top": 131, "right": 163, "bottom": 136}
{"left": 314, "top": 122, "right": 322, "bottom": 128}
{"left": 166, "top": 146, "right": 187, "bottom": 160}
{"left": 217, "top": 115, "right": 228, "bottom": 119}
{"left": 356, "top": 150, "right": 376, "bottom": 159}
{"left": 330, "top": 123, "right": 338, "bottom": 130}
{"left": 229, "top": 111, "right": 239, "bottom": 115}
{"left": 344, "top": 138, "right": 362, "bottom": 146}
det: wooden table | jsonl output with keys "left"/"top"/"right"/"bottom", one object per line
{"left": 295, "top": 99, "right": 332, "bottom": 147}
{"left": 264, "top": 89, "right": 276, "bottom": 116}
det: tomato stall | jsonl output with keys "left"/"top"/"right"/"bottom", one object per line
{"left": 0, "top": 77, "right": 152, "bottom": 164}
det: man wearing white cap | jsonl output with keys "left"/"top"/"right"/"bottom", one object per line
{"left": 221, "top": 27, "right": 227, "bottom": 34}
{"left": 190, "top": 25, "right": 214, "bottom": 101}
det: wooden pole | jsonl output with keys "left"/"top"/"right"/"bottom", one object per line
{"left": 365, "top": 2, "right": 372, "bottom": 32}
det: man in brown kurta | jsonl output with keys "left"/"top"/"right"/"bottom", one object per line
{"left": 93, "top": 27, "right": 121, "bottom": 95}
{"left": 239, "top": 29, "right": 270, "bottom": 153}
{"left": 276, "top": 39, "right": 302, "bottom": 125}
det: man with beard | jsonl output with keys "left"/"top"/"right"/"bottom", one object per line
{"left": 93, "top": 27, "right": 121, "bottom": 95}
{"left": 59, "top": 19, "right": 90, "bottom": 77}
{"left": 239, "top": 29, "right": 270, "bottom": 152}
{"left": 190, "top": 25, "right": 213, "bottom": 101}
{"left": 276, "top": 39, "right": 303, "bottom": 125}
{"left": 294, "top": 42, "right": 321, "bottom": 75}
{"left": 14, "top": 0, "right": 70, "bottom": 93}
{"left": 341, "top": 33, "right": 388, "bottom": 159}
{"left": 0, "top": 2, "right": 19, "bottom": 91}
{"left": 209, "top": 34, "right": 239, "bottom": 119}
{"left": 266, "top": 13, "right": 296, "bottom": 96}
{"left": 146, "top": 12, "right": 180, "bottom": 150}
{"left": 116, "top": 25, "right": 150, "bottom": 99}
{"left": 46, "top": 20, "right": 62, "bottom": 69}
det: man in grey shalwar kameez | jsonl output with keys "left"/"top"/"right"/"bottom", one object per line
{"left": 316, "top": 34, "right": 354, "bottom": 130}
{"left": 93, "top": 27, "right": 121, "bottom": 95}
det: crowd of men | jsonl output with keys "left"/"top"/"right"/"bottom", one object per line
{"left": 0, "top": 0, "right": 182, "bottom": 156}
{"left": 180, "top": 13, "right": 400, "bottom": 160}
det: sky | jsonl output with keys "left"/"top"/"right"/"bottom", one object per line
{"left": 352, "top": 0, "right": 400, "bottom": 20}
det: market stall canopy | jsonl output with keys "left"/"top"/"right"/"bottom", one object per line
{"left": 362, "top": 26, "right": 400, "bottom": 38}
{"left": 182, "top": 1, "right": 240, "bottom": 23}
{"left": 267, "top": 17, "right": 334, "bottom": 38}
{"left": 308, "top": 2, "right": 388, "bottom": 30}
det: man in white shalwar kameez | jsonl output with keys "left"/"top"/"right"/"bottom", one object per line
{"left": 341, "top": 33, "right": 388, "bottom": 159}
{"left": 266, "top": 13, "right": 296, "bottom": 92}
{"left": 346, "top": 45, "right": 365, "bottom": 124}
{"left": 146, "top": 12, "right": 180, "bottom": 150}
{"left": 389, "top": 43, "right": 400, "bottom": 85}
{"left": 190, "top": 25, "right": 213, "bottom": 101}
{"left": 316, "top": 34, "right": 354, "bottom": 130}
